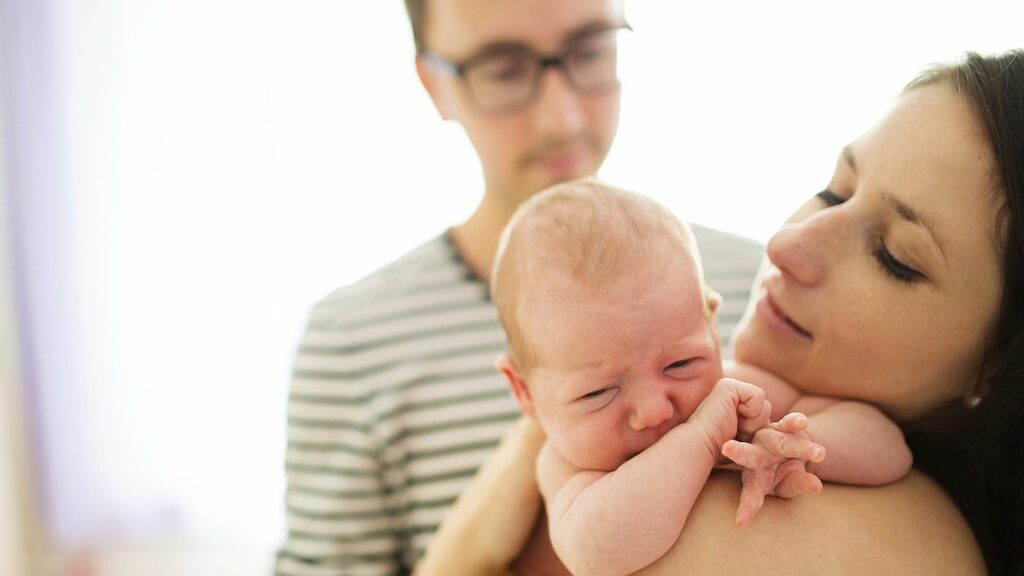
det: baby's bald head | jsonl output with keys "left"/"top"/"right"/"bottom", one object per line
{"left": 491, "top": 178, "right": 715, "bottom": 371}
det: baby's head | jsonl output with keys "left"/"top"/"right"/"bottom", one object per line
{"left": 492, "top": 179, "right": 724, "bottom": 471}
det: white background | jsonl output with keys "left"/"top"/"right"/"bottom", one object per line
{"left": 5, "top": 0, "right": 1022, "bottom": 562}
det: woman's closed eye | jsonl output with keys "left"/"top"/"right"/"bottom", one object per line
{"left": 816, "top": 188, "right": 926, "bottom": 284}
{"left": 874, "top": 238, "right": 925, "bottom": 284}
{"left": 817, "top": 188, "right": 848, "bottom": 207}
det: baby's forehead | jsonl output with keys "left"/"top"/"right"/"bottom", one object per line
{"left": 529, "top": 277, "right": 715, "bottom": 357}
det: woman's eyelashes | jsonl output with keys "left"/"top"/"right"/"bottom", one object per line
{"left": 815, "top": 188, "right": 925, "bottom": 284}
{"left": 873, "top": 238, "right": 924, "bottom": 284}
{"left": 816, "top": 188, "right": 848, "bottom": 207}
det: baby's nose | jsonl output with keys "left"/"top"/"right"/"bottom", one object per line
{"left": 629, "top": 394, "right": 675, "bottom": 431}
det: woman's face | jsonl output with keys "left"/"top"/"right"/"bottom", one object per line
{"left": 733, "top": 83, "right": 1003, "bottom": 419}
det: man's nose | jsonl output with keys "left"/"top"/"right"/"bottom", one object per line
{"left": 628, "top": 390, "right": 675, "bottom": 432}
{"left": 530, "top": 67, "right": 586, "bottom": 140}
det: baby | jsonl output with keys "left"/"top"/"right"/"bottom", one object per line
{"left": 490, "top": 179, "right": 912, "bottom": 576}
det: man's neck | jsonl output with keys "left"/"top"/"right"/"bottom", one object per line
{"left": 449, "top": 191, "right": 519, "bottom": 284}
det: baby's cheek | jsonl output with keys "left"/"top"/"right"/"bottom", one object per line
{"left": 675, "top": 374, "right": 720, "bottom": 422}
{"left": 558, "top": 423, "right": 609, "bottom": 469}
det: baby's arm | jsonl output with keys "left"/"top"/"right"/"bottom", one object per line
{"left": 726, "top": 361, "right": 912, "bottom": 484}
{"left": 723, "top": 362, "right": 913, "bottom": 523}
{"left": 538, "top": 378, "right": 770, "bottom": 576}
{"left": 790, "top": 395, "right": 913, "bottom": 486}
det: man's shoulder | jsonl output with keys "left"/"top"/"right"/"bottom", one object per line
{"left": 316, "top": 233, "right": 470, "bottom": 309}
{"left": 303, "top": 232, "right": 493, "bottom": 333}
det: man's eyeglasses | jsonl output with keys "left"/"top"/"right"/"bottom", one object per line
{"left": 423, "top": 23, "right": 632, "bottom": 114}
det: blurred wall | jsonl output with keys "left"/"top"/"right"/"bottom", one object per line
{"left": 1, "top": 0, "right": 33, "bottom": 571}
{"left": 1, "top": 91, "right": 30, "bottom": 576}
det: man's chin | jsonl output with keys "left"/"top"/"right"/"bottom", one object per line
{"left": 530, "top": 167, "right": 597, "bottom": 193}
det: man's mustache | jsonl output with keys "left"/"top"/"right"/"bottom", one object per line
{"left": 520, "top": 136, "right": 598, "bottom": 167}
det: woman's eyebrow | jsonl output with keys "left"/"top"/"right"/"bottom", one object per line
{"left": 881, "top": 190, "right": 948, "bottom": 261}
{"left": 842, "top": 145, "right": 857, "bottom": 171}
{"left": 844, "top": 144, "right": 947, "bottom": 262}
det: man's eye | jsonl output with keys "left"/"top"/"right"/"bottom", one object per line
{"left": 816, "top": 189, "right": 848, "bottom": 207}
{"left": 477, "top": 57, "right": 531, "bottom": 82}
{"left": 569, "top": 42, "right": 611, "bottom": 63}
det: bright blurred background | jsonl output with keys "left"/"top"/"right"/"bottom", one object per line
{"left": 1, "top": 1, "right": 1021, "bottom": 574}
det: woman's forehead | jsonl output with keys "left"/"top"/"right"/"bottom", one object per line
{"left": 857, "top": 84, "right": 1000, "bottom": 255}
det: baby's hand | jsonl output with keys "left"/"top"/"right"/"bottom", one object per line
{"left": 721, "top": 412, "right": 826, "bottom": 526}
{"left": 689, "top": 378, "right": 772, "bottom": 456}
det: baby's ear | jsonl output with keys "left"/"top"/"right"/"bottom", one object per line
{"left": 496, "top": 352, "right": 535, "bottom": 417}
{"left": 707, "top": 289, "right": 723, "bottom": 314}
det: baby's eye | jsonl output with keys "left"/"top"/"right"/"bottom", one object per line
{"left": 665, "top": 359, "right": 690, "bottom": 370}
{"left": 579, "top": 388, "right": 608, "bottom": 400}
{"left": 665, "top": 358, "right": 704, "bottom": 381}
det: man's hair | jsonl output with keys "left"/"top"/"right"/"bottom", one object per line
{"left": 491, "top": 178, "right": 710, "bottom": 369}
{"left": 404, "top": 0, "right": 428, "bottom": 53}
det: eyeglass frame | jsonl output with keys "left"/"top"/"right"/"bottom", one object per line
{"left": 421, "top": 22, "right": 633, "bottom": 114}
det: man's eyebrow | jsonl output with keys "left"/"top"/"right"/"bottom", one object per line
{"left": 560, "top": 19, "right": 623, "bottom": 45}
{"left": 469, "top": 19, "right": 620, "bottom": 59}
{"left": 468, "top": 41, "right": 532, "bottom": 59}
{"left": 881, "top": 190, "right": 948, "bottom": 261}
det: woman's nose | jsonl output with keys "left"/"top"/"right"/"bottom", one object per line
{"left": 629, "top": 392, "right": 675, "bottom": 431}
{"left": 766, "top": 217, "right": 829, "bottom": 286}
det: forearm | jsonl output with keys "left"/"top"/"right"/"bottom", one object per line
{"left": 796, "top": 398, "right": 912, "bottom": 485}
{"left": 417, "top": 417, "right": 546, "bottom": 576}
{"left": 551, "top": 423, "right": 720, "bottom": 576}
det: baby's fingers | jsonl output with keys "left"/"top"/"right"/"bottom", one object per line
{"left": 774, "top": 464, "right": 824, "bottom": 499}
{"left": 737, "top": 399, "right": 772, "bottom": 439}
{"left": 735, "top": 489, "right": 765, "bottom": 527}
{"left": 773, "top": 412, "right": 809, "bottom": 433}
{"left": 722, "top": 440, "right": 767, "bottom": 469}
{"left": 735, "top": 471, "right": 770, "bottom": 526}
{"left": 757, "top": 429, "right": 826, "bottom": 463}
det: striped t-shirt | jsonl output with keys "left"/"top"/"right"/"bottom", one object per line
{"left": 274, "top": 225, "right": 763, "bottom": 576}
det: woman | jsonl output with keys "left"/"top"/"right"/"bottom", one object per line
{"left": 417, "top": 50, "right": 1023, "bottom": 576}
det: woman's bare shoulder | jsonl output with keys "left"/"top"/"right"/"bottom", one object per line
{"left": 636, "top": 470, "right": 986, "bottom": 576}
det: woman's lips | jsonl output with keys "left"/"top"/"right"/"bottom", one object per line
{"left": 756, "top": 291, "right": 813, "bottom": 340}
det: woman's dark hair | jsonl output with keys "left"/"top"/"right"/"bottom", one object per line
{"left": 404, "top": 0, "right": 428, "bottom": 54}
{"left": 903, "top": 50, "right": 1024, "bottom": 576}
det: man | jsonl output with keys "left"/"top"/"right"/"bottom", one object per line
{"left": 274, "top": 1, "right": 762, "bottom": 574}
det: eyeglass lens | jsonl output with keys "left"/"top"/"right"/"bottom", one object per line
{"left": 463, "top": 27, "right": 624, "bottom": 112}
